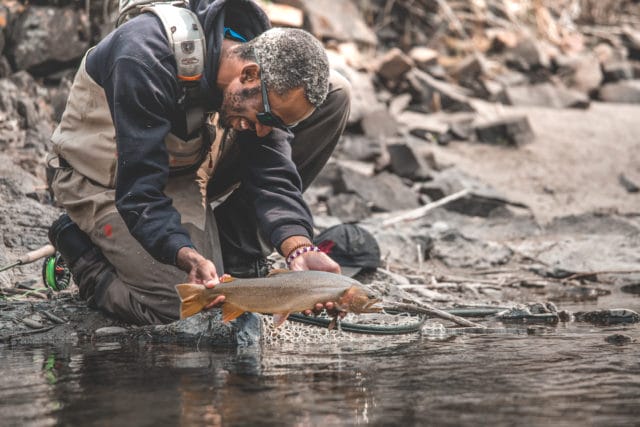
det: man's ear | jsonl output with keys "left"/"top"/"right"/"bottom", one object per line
{"left": 239, "top": 63, "right": 260, "bottom": 84}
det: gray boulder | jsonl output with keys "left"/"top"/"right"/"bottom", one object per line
{"left": 7, "top": 6, "right": 89, "bottom": 73}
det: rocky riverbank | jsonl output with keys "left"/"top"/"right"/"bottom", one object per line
{"left": 0, "top": 0, "right": 639, "bottom": 344}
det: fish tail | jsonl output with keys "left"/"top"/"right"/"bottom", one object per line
{"left": 175, "top": 283, "right": 207, "bottom": 319}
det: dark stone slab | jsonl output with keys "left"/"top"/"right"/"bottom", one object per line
{"left": 500, "top": 83, "right": 590, "bottom": 109}
{"left": 474, "top": 115, "right": 534, "bottom": 146}
{"left": 326, "top": 193, "right": 371, "bottom": 223}
{"left": 335, "top": 168, "right": 420, "bottom": 212}
{"left": 599, "top": 80, "right": 640, "bottom": 103}
{"left": 386, "top": 143, "right": 433, "bottom": 181}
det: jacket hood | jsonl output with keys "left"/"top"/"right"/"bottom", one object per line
{"left": 189, "top": 0, "right": 271, "bottom": 107}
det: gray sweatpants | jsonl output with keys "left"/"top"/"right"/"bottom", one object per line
{"left": 51, "top": 71, "right": 351, "bottom": 325}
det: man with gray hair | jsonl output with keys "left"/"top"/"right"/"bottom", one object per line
{"left": 46, "top": 0, "right": 351, "bottom": 325}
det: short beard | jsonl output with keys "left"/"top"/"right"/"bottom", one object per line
{"left": 217, "top": 86, "right": 261, "bottom": 130}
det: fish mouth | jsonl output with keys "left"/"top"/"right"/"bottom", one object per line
{"left": 363, "top": 298, "right": 383, "bottom": 312}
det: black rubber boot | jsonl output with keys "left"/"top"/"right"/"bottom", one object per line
{"left": 48, "top": 213, "right": 95, "bottom": 268}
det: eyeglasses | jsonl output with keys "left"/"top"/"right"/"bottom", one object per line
{"left": 254, "top": 49, "right": 293, "bottom": 131}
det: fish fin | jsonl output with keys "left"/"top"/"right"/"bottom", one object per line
{"left": 267, "top": 268, "right": 291, "bottom": 276}
{"left": 175, "top": 283, "right": 206, "bottom": 319}
{"left": 221, "top": 302, "right": 245, "bottom": 323}
{"left": 220, "top": 275, "right": 235, "bottom": 283}
{"left": 328, "top": 317, "right": 337, "bottom": 330}
{"left": 272, "top": 312, "right": 290, "bottom": 327}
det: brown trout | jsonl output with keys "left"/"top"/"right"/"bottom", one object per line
{"left": 175, "top": 269, "right": 382, "bottom": 326}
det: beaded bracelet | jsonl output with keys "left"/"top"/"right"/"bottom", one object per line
{"left": 285, "top": 245, "right": 320, "bottom": 267}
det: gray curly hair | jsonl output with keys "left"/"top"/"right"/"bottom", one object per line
{"left": 232, "top": 28, "right": 330, "bottom": 107}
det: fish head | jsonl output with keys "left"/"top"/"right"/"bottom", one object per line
{"left": 338, "top": 285, "right": 382, "bottom": 314}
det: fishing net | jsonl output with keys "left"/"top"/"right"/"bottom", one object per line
{"left": 259, "top": 311, "right": 430, "bottom": 346}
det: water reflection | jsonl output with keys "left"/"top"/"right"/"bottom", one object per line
{"left": 1, "top": 292, "right": 640, "bottom": 426}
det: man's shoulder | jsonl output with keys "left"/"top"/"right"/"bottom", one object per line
{"left": 89, "top": 13, "right": 174, "bottom": 76}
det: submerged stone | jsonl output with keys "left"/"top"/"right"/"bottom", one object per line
{"left": 574, "top": 309, "right": 640, "bottom": 325}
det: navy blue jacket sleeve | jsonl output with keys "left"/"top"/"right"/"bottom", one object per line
{"left": 87, "top": 18, "right": 195, "bottom": 265}
{"left": 239, "top": 129, "right": 314, "bottom": 251}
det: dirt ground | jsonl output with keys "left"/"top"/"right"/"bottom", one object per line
{"left": 431, "top": 101, "right": 640, "bottom": 223}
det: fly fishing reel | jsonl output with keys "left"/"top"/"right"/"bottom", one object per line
{"left": 41, "top": 252, "right": 71, "bottom": 292}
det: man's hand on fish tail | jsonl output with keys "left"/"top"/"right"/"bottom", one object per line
{"left": 177, "top": 246, "right": 226, "bottom": 308}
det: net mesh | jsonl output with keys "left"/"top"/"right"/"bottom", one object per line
{"left": 259, "top": 311, "right": 428, "bottom": 345}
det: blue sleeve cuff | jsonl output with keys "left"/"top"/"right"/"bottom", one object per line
{"left": 272, "top": 224, "right": 313, "bottom": 254}
{"left": 165, "top": 234, "right": 196, "bottom": 266}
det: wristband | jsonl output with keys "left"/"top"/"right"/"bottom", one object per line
{"left": 286, "top": 245, "right": 320, "bottom": 268}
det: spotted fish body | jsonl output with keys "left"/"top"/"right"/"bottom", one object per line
{"left": 175, "top": 270, "right": 382, "bottom": 326}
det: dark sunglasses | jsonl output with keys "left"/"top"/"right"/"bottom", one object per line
{"left": 254, "top": 51, "right": 292, "bottom": 131}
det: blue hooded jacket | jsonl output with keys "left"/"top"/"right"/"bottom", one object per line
{"left": 85, "top": 0, "right": 314, "bottom": 266}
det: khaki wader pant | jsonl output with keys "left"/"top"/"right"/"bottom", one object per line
{"left": 51, "top": 71, "right": 351, "bottom": 325}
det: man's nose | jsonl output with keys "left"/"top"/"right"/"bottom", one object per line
{"left": 255, "top": 122, "right": 272, "bottom": 138}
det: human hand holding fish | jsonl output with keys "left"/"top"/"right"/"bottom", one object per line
{"left": 288, "top": 249, "right": 344, "bottom": 317}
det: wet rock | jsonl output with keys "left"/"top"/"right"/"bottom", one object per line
{"left": 431, "top": 230, "right": 512, "bottom": 268}
{"left": 405, "top": 69, "right": 475, "bottom": 113}
{"left": 334, "top": 168, "right": 420, "bottom": 212}
{"left": 7, "top": 6, "right": 89, "bottom": 74}
{"left": 386, "top": 143, "right": 433, "bottom": 181}
{"left": 621, "top": 283, "right": 640, "bottom": 295}
{"left": 574, "top": 309, "right": 640, "bottom": 325}
{"left": 500, "top": 83, "right": 590, "bottom": 109}
{"left": 605, "top": 334, "right": 633, "bottom": 346}
{"left": 619, "top": 173, "right": 639, "bottom": 193}
{"left": 360, "top": 109, "right": 399, "bottom": 139}
{"left": 599, "top": 80, "right": 640, "bottom": 103}
{"left": 475, "top": 115, "right": 534, "bottom": 147}
{"left": 496, "top": 305, "right": 559, "bottom": 324}
{"left": 375, "top": 48, "right": 414, "bottom": 81}
{"left": 326, "top": 193, "right": 370, "bottom": 223}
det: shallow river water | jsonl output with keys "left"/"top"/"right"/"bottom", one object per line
{"left": 1, "top": 289, "right": 639, "bottom": 427}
